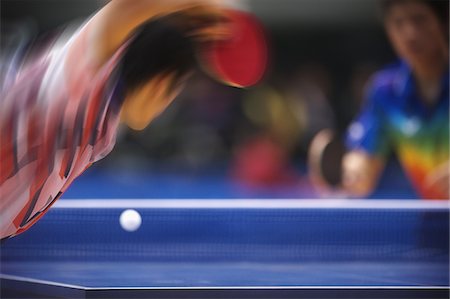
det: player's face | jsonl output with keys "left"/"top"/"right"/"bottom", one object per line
{"left": 121, "top": 73, "right": 187, "bottom": 130}
{"left": 384, "top": 1, "right": 447, "bottom": 67}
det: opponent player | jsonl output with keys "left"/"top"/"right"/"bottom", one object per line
{"left": 311, "top": 0, "right": 449, "bottom": 199}
{"left": 0, "top": 0, "right": 231, "bottom": 239}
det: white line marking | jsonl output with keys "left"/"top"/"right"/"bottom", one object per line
{"left": 87, "top": 286, "right": 450, "bottom": 290}
{"left": 54, "top": 199, "right": 450, "bottom": 210}
{"left": 0, "top": 274, "right": 85, "bottom": 290}
{"left": 2, "top": 274, "right": 448, "bottom": 290}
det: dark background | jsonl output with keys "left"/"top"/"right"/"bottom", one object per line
{"left": 2, "top": 0, "right": 412, "bottom": 198}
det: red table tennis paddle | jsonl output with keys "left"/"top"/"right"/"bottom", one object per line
{"left": 199, "top": 9, "right": 268, "bottom": 88}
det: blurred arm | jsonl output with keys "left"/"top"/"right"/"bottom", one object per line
{"left": 341, "top": 150, "right": 385, "bottom": 198}
{"left": 73, "top": 0, "right": 224, "bottom": 70}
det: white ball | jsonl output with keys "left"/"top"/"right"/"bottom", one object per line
{"left": 119, "top": 209, "right": 142, "bottom": 232}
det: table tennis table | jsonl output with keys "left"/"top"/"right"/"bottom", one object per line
{"left": 1, "top": 199, "right": 449, "bottom": 298}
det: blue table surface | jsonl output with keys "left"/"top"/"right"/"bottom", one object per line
{"left": 2, "top": 203, "right": 448, "bottom": 292}
{"left": 1, "top": 261, "right": 449, "bottom": 288}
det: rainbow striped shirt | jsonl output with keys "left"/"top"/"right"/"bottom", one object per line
{"left": 346, "top": 61, "right": 449, "bottom": 199}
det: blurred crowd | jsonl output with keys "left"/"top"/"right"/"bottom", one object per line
{"left": 104, "top": 54, "right": 386, "bottom": 189}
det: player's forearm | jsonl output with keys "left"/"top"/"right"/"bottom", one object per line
{"left": 82, "top": 0, "right": 222, "bottom": 69}
{"left": 83, "top": 0, "right": 164, "bottom": 69}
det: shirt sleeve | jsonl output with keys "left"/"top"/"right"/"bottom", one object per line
{"left": 0, "top": 21, "right": 125, "bottom": 239}
{"left": 345, "top": 76, "right": 391, "bottom": 158}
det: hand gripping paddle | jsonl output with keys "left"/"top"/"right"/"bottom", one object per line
{"left": 309, "top": 129, "right": 346, "bottom": 187}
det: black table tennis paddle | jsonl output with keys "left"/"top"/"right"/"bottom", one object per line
{"left": 309, "top": 129, "right": 346, "bottom": 188}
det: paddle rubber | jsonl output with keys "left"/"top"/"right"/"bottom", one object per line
{"left": 319, "top": 135, "right": 346, "bottom": 187}
{"left": 200, "top": 9, "right": 268, "bottom": 88}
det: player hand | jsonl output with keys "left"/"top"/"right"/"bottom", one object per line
{"left": 424, "top": 161, "right": 449, "bottom": 199}
{"left": 341, "top": 151, "right": 384, "bottom": 198}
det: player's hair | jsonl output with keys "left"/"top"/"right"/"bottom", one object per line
{"left": 380, "top": 0, "right": 449, "bottom": 25}
{"left": 116, "top": 17, "right": 196, "bottom": 95}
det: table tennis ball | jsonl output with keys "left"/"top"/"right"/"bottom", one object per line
{"left": 119, "top": 209, "right": 142, "bottom": 232}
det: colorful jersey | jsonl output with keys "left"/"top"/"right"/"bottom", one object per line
{"left": 346, "top": 61, "right": 449, "bottom": 199}
{"left": 0, "top": 25, "right": 125, "bottom": 238}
